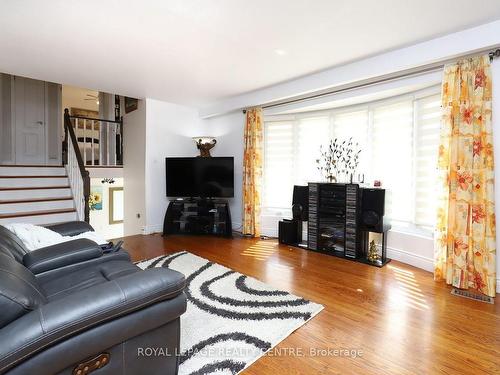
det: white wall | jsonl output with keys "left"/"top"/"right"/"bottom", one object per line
{"left": 89, "top": 177, "right": 124, "bottom": 240}
{"left": 123, "top": 99, "right": 146, "bottom": 236}
{"left": 144, "top": 99, "right": 204, "bottom": 233}
{"left": 203, "top": 111, "right": 245, "bottom": 230}
{"left": 126, "top": 99, "right": 244, "bottom": 236}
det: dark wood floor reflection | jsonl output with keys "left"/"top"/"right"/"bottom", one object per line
{"left": 117, "top": 233, "right": 500, "bottom": 375}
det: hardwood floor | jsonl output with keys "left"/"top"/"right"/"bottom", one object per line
{"left": 119, "top": 233, "right": 500, "bottom": 375}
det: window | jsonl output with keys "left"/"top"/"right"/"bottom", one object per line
{"left": 262, "top": 89, "right": 441, "bottom": 232}
{"left": 263, "top": 120, "right": 295, "bottom": 209}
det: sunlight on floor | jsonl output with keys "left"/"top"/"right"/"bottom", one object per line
{"left": 388, "top": 264, "right": 429, "bottom": 311}
{"left": 242, "top": 240, "right": 278, "bottom": 260}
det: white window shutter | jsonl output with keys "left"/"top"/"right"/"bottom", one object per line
{"left": 262, "top": 91, "right": 441, "bottom": 232}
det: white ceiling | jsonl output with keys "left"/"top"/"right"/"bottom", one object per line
{"left": 1, "top": 0, "right": 499, "bottom": 107}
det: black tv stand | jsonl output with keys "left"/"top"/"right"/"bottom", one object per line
{"left": 163, "top": 198, "right": 232, "bottom": 238}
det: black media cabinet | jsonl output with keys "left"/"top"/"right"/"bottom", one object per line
{"left": 307, "top": 182, "right": 391, "bottom": 267}
{"left": 163, "top": 198, "right": 232, "bottom": 238}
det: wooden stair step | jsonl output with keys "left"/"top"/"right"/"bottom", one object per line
{"left": 0, "top": 197, "right": 73, "bottom": 204}
{"left": 0, "top": 165, "right": 64, "bottom": 168}
{"left": 0, "top": 208, "right": 76, "bottom": 219}
{"left": 0, "top": 166, "right": 67, "bottom": 177}
{"left": 0, "top": 186, "right": 71, "bottom": 191}
{"left": 0, "top": 175, "right": 67, "bottom": 179}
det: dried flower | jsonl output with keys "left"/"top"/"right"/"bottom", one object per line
{"left": 316, "top": 137, "right": 361, "bottom": 182}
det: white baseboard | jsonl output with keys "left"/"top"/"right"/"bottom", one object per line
{"left": 263, "top": 227, "right": 434, "bottom": 273}
{"left": 261, "top": 226, "right": 278, "bottom": 238}
{"left": 386, "top": 246, "right": 434, "bottom": 272}
{"left": 143, "top": 224, "right": 163, "bottom": 235}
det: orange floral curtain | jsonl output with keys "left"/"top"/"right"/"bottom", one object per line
{"left": 435, "top": 55, "right": 496, "bottom": 297}
{"left": 242, "top": 108, "right": 263, "bottom": 237}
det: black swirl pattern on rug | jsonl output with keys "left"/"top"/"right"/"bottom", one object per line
{"left": 161, "top": 251, "right": 188, "bottom": 268}
{"left": 146, "top": 251, "right": 187, "bottom": 269}
{"left": 200, "top": 271, "right": 309, "bottom": 307}
{"left": 235, "top": 275, "right": 289, "bottom": 297}
{"left": 189, "top": 360, "right": 246, "bottom": 375}
{"left": 184, "top": 262, "right": 312, "bottom": 321}
{"left": 180, "top": 332, "right": 271, "bottom": 365}
{"left": 146, "top": 255, "right": 168, "bottom": 268}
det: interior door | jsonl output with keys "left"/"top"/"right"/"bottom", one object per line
{"left": 15, "top": 77, "right": 46, "bottom": 165}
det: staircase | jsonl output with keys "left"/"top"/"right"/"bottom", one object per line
{"left": 0, "top": 165, "right": 78, "bottom": 225}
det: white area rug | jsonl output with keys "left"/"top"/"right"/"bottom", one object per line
{"left": 137, "top": 251, "right": 324, "bottom": 375}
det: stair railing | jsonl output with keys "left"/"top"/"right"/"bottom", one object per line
{"left": 63, "top": 109, "right": 90, "bottom": 222}
{"left": 65, "top": 112, "right": 123, "bottom": 167}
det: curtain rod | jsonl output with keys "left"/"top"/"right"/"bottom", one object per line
{"left": 242, "top": 47, "right": 500, "bottom": 113}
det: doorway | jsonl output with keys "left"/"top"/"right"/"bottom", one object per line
{"left": 14, "top": 77, "right": 46, "bottom": 164}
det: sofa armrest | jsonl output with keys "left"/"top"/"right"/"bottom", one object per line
{"left": 45, "top": 221, "right": 94, "bottom": 237}
{"left": 0, "top": 268, "right": 186, "bottom": 373}
{"left": 22, "top": 239, "right": 103, "bottom": 275}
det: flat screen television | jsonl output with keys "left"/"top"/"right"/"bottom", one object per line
{"left": 166, "top": 157, "right": 234, "bottom": 198}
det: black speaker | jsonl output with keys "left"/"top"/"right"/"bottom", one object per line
{"left": 292, "top": 185, "right": 309, "bottom": 221}
{"left": 360, "top": 188, "right": 385, "bottom": 232}
{"left": 279, "top": 219, "right": 302, "bottom": 245}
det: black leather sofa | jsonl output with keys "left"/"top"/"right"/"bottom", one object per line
{"left": 0, "top": 221, "right": 186, "bottom": 375}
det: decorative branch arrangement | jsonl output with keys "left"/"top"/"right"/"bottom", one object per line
{"left": 316, "top": 137, "right": 361, "bottom": 183}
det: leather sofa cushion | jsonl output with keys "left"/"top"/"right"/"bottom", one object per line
{"left": 41, "top": 260, "right": 140, "bottom": 301}
{"left": 23, "top": 239, "right": 103, "bottom": 275}
{"left": 0, "top": 226, "right": 29, "bottom": 263}
{"left": 0, "top": 253, "right": 47, "bottom": 328}
{"left": 45, "top": 221, "right": 94, "bottom": 237}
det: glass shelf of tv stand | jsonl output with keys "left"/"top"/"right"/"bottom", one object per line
{"left": 163, "top": 198, "right": 233, "bottom": 238}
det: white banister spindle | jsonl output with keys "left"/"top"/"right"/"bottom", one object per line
{"left": 91, "top": 120, "right": 95, "bottom": 166}
{"left": 98, "top": 120, "right": 104, "bottom": 165}
{"left": 83, "top": 119, "right": 87, "bottom": 166}
{"left": 112, "top": 122, "right": 117, "bottom": 165}
{"left": 65, "top": 137, "right": 85, "bottom": 221}
{"left": 68, "top": 115, "right": 122, "bottom": 168}
{"left": 97, "top": 120, "right": 101, "bottom": 166}
{"left": 106, "top": 122, "right": 110, "bottom": 166}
